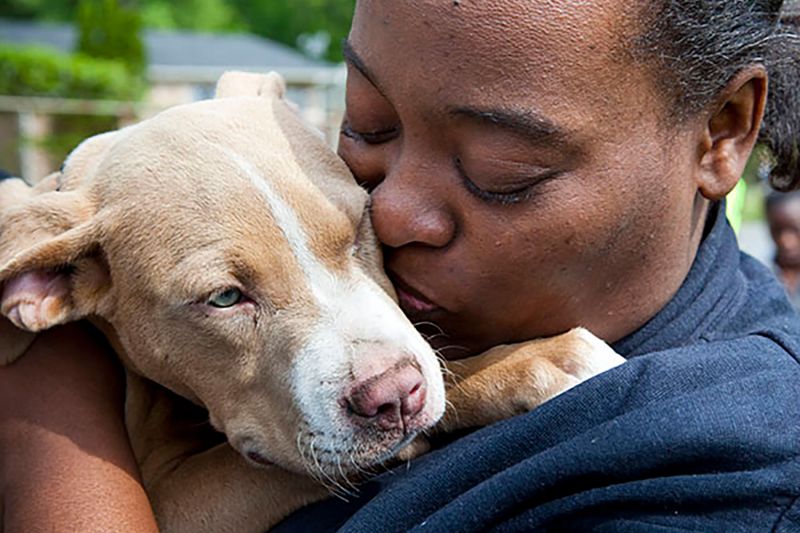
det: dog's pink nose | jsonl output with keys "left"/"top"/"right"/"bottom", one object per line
{"left": 345, "top": 363, "right": 426, "bottom": 431}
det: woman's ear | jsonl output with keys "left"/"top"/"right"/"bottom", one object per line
{"left": 697, "top": 66, "right": 768, "bottom": 200}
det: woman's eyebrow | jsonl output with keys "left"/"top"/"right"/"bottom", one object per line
{"left": 342, "top": 39, "right": 387, "bottom": 95}
{"left": 448, "top": 106, "right": 574, "bottom": 146}
{"left": 342, "top": 39, "right": 578, "bottom": 149}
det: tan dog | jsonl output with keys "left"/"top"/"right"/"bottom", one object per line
{"left": 0, "top": 72, "right": 624, "bottom": 532}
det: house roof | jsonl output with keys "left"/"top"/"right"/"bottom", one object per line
{"left": 0, "top": 18, "right": 336, "bottom": 84}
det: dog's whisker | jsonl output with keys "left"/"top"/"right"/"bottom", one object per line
{"left": 433, "top": 345, "right": 470, "bottom": 377}
{"left": 442, "top": 398, "right": 461, "bottom": 429}
{"left": 305, "top": 435, "right": 331, "bottom": 489}
{"left": 308, "top": 436, "right": 328, "bottom": 481}
{"left": 412, "top": 320, "right": 447, "bottom": 336}
{"left": 336, "top": 456, "right": 360, "bottom": 494}
{"left": 296, "top": 432, "right": 311, "bottom": 471}
{"left": 328, "top": 471, "right": 355, "bottom": 500}
{"left": 348, "top": 442, "right": 375, "bottom": 477}
{"left": 445, "top": 398, "right": 457, "bottom": 413}
{"left": 347, "top": 449, "right": 371, "bottom": 478}
{"left": 438, "top": 360, "right": 458, "bottom": 380}
{"left": 352, "top": 442, "right": 381, "bottom": 477}
{"left": 404, "top": 453, "right": 413, "bottom": 472}
{"left": 334, "top": 456, "right": 347, "bottom": 486}
{"left": 330, "top": 477, "right": 355, "bottom": 500}
{"left": 308, "top": 436, "right": 355, "bottom": 500}
{"left": 434, "top": 344, "right": 470, "bottom": 355}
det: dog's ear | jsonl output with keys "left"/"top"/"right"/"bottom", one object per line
{"left": 214, "top": 71, "right": 286, "bottom": 101}
{"left": 0, "top": 130, "right": 117, "bottom": 362}
{"left": 0, "top": 192, "right": 110, "bottom": 334}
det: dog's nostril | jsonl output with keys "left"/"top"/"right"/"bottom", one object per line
{"left": 346, "top": 395, "right": 396, "bottom": 419}
{"left": 404, "top": 381, "right": 426, "bottom": 419}
{"left": 376, "top": 401, "right": 400, "bottom": 418}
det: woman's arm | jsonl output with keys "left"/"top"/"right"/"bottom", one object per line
{"left": 0, "top": 322, "right": 158, "bottom": 532}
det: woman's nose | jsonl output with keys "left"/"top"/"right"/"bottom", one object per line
{"left": 369, "top": 172, "right": 455, "bottom": 249}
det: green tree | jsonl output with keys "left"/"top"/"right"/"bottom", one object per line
{"left": 76, "top": 0, "right": 146, "bottom": 75}
{"left": 231, "top": 0, "right": 355, "bottom": 62}
{"left": 0, "top": 0, "right": 78, "bottom": 21}
{"left": 0, "top": 0, "right": 356, "bottom": 63}
{"left": 140, "top": 0, "right": 244, "bottom": 33}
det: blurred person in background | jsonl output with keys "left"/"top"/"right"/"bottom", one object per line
{"left": 767, "top": 189, "right": 800, "bottom": 309}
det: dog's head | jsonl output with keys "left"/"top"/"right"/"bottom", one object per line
{"left": 0, "top": 72, "right": 445, "bottom": 481}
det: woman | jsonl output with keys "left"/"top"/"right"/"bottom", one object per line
{"left": 3, "top": 1, "right": 799, "bottom": 531}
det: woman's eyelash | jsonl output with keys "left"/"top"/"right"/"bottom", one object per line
{"left": 341, "top": 123, "right": 399, "bottom": 144}
{"left": 463, "top": 177, "right": 528, "bottom": 204}
{"left": 454, "top": 157, "right": 559, "bottom": 205}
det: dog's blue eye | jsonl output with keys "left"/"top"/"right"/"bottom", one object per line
{"left": 208, "top": 288, "right": 242, "bottom": 308}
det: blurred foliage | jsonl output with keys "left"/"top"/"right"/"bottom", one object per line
{"left": 0, "top": 0, "right": 354, "bottom": 172}
{"left": 0, "top": 0, "right": 147, "bottom": 168}
{"left": 742, "top": 182, "right": 766, "bottom": 223}
{"left": 33, "top": 114, "right": 117, "bottom": 165}
{"left": 0, "top": 44, "right": 143, "bottom": 168}
{"left": 77, "top": 0, "right": 146, "bottom": 75}
{"left": 140, "top": 0, "right": 244, "bottom": 33}
{"left": 0, "top": 0, "right": 79, "bottom": 21}
{"left": 230, "top": 0, "right": 355, "bottom": 61}
{"left": 139, "top": 0, "right": 356, "bottom": 61}
{"left": 740, "top": 144, "right": 777, "bottom": 222}
{"left": 0, "top": 45, "right": 144, "bottom": 99}
{"left": 0, "top": 0, "right": 356, "bottom": 62}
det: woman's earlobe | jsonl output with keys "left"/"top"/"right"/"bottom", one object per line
{"left": 697, "top": 67, "right": 768, "bottom": 200}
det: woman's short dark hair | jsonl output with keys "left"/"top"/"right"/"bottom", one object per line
{"left": 635, "top": 0, "right": 800, "bottom": 191}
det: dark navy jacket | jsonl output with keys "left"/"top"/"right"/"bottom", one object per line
{"left": 276, "top": 203, "right": 800, "bottom": 532}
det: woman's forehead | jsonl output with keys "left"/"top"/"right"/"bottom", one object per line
{"left": 351, "top": 0, "right": 637, "bottom": 57}
{"left": 349, "top": 0, "right": 656, "bottom": 133}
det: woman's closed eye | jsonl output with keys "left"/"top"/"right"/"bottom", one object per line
{"left": 341, "top": 122, "right": 400, "bottom": 145}
{"left": 454, "top": 156, "right": 562, "bottom": 205}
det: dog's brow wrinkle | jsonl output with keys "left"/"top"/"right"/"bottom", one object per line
{"left": 214, "top": 145, "right": 342, "bottom": 309}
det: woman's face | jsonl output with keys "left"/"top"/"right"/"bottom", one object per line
{"left": 340, "top": 0, "right": 707, "bottom": 358}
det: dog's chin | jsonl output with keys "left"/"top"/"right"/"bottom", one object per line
{"left": 225, "top": 404, "right": 440, "bottom": 481}
{"left": 294, "top": 422, "right": 425, "bottom": 485}
{"left": 377, "top": 431, "right": 422, "bottom": 463}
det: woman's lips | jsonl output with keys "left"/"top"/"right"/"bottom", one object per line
{"left": 389, "top": 272, "right": 442, "bottom": 315}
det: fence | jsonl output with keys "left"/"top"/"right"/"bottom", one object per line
{"left": 0, "top": 74, "right": 345, "bottom": 183}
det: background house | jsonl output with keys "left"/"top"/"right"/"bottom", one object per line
{"left": 0, "top": 17, "right": 345, "bottom": 180}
